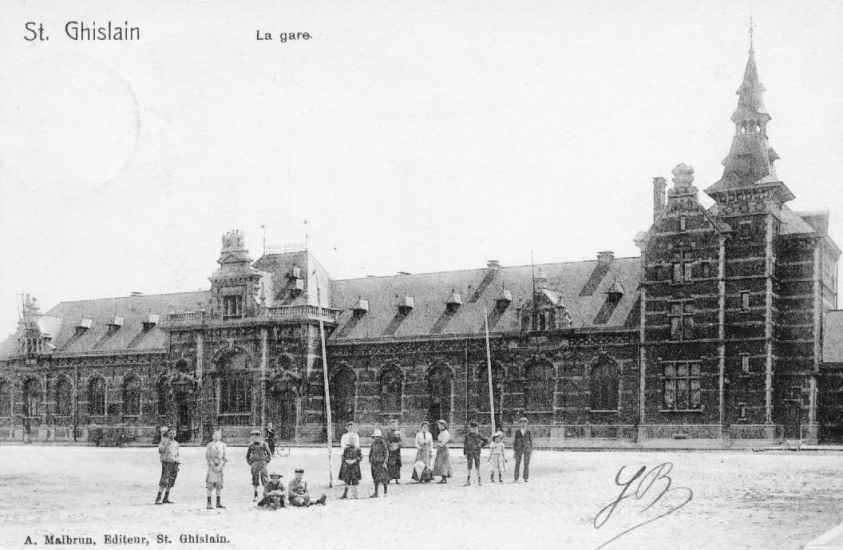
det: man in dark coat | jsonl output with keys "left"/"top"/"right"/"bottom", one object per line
{"left": 513, "top": 416, "right": 533, "bottom": 482}
{"left": 369, "top": 429, "right": 390, "bottom": 497}
{"left": 463, "top": 421, "right": 489, "bottom": 486}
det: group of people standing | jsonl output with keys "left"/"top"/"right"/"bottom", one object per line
{"left": 152, "top": 416, "right": 534, "bottom": 508}
{"left": 335, "top": 416, "right": 535, "bottom": 497}
{"left": 153, "top": 426, "right": 325, "bottom": 510}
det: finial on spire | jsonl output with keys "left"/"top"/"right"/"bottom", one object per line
{"left": 748, "top": 15, "right": 755, "bottom": 54}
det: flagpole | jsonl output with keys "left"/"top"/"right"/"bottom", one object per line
{"left": 314, "top": 271, "right": 333, "bottom": 488}
{"left": 484, "top": 308, "right": 496, "bottom": 434}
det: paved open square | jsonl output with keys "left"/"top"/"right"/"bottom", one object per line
{"left": 0, "top": 445, "right": 841, "bottom": 549}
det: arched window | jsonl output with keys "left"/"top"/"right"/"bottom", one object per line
{"left": 590, "top": 357, "right": 619, "bottom": 411}
{"left": 379, "top": 368, "right": 402, "bottom": 412}
{"left": 123, "top": 377, "right": 141, "bottom": 416}
{"left": 55, "top": 377, "right": 72, "bottom": 416}
{"left": 220, "top": 375, "right": 251, "bottom": 414}
{"left": 525, "top": 362, "right": 554, "bottom": 411}
{"left": 23, "top": 379, "right": 40, "bottom": 417}
{"left": 478, "top": 365, "right": 505, "bottom": 412}
{"left": 156, "top": 377, "right": 169, "bottom": 416}
{"left": 331, "top": 366, "right": 356, "bottom": 424}
{"left": 0, "top": 381, "right": 10, "bottom": 417}
{"left": 88, "top": 377, "right": 106, "bottom": 416}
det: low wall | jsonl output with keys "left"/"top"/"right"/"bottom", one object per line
{"left": 0, "top": 422, "right": 797, "bottom": 449}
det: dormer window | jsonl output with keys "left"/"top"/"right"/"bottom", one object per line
{"left": 107, "top": 316, "right": 124, "bottom": 334}
{"left": 289, "top": 265, "right": 302, "bottom": 279}
{"left": 143, "top": 314, "right": 159, "bottom": 330}
{"left": 446, "top": 290, "right": 462, "bottom": 313}
{"left": 223, "top": 295, "right": 243, "bottom": 319}
{"left": 289, "top": 278, "right": 305, "bottom": 296}
{"left": 607, "top": 280, "right": 624, "bottom": 303}
{"left": 398, "top": 296, "right": 414, "bottom": 315}
{"left": 496, "top": 289, "right": 512, "bottom": 311}
{"left": 353, "top": 298, "right": 369, "bottom": 317}
{"left": 75, "top": 317, "right": 93, "bottom": 336}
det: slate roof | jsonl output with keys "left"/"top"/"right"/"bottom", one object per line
{"left": 823, "top": 310, "right": 843, "bottom": 364}
{"left": 780, "top": 205, "right": 817, "bottom": 235}
{"left": 0, "top": 291, "right": 209, "bottom": 360}
{"left": 0, "top": 256, "right": 643, "bottom": 358}
{"left": 329, "top": 257, "right": 642, "bottom": 341}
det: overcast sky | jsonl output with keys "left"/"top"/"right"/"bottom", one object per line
{"left": 1, "top": 0, "right": 842, "bottom": 338}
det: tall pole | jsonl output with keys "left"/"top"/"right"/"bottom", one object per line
{"left": 314, "top": 271, "right": 333, "bottom": 487}
{"left": 484, "top": 309, "right": 496, "bottom": 434}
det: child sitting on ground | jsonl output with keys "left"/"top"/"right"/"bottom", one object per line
{"left": 257, "top": 472, "right": 286, "bottom": 510}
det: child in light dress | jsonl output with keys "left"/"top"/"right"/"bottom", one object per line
{"left": 488, "top": 431, "right": 507, "bottom": 483}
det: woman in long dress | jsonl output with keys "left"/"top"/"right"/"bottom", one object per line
{"left": 432, "top": 419, "right": 452, "bottom": 483}
{"left": 411, "top": 421, "right": 434, "bottom": 483}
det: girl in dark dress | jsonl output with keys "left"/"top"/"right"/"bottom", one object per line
{"left": 339, "top": 444, "right": 362, "bottom": 499}
{"left": 369, "top": 429, "right": 390, "bottom": 497}
{"left": 386, "top": 421, "right": 402, "bottom": 483}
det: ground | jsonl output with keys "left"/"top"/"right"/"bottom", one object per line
{"left": 0, "top": 445, "right": 841, "bottom": 550}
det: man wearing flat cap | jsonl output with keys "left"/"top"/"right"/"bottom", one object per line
{"left": 246, "top": 429, "right": 272, "bottom": 501}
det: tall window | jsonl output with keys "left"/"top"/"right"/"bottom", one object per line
{"left": 379, "top": 368, "right": 402, "bottom": 412}
{"left": 669, "top": 300, "right": 694, "bottom": 340}
{"left": 220, "top": 376, "right": 251, "bottom": 414}
{"left": 590, "top": 358, "right": 619, "bottom": 411}
{"left": 123, "top": 377, "right": 141, "bottom": 416}
{"left": 478, "top": 365, "right": 505, "bottom": 412}
{"left": 88, "top": 377, "right": 106, "bottom": 416}
{"left": 157, "top": 377, "right": 169, "bottom": 416}
{"left": 0, "top": 381, "right": 10, "bottom": 416}
{"left": 662, "top": 362, "right": 701, "bottom": 410}
{"left": 740, "top": 291, "right": 751, "bottom": 311}
{"left": 672, "top": 252, "right": 693, "bottom": 283}
{"left": 55, "top": 377, "right": 72, "bottom": 416}
{"left": 332, "top": 367, "right": 357, "bottom": 426}
{"left": 23, "top": 379, "right": 40, "bottom": 417}
{"left": 525, "top": 362, "right": 554, "bottom": 411}
{"left": 222, "top": 295, "right": 243, "bottom": 319}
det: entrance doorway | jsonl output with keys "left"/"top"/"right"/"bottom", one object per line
{"left": 268, "top": 388, "right": 297, "bottom": 441}
{"left": 784, "top": 399, "right": 801, "bottom": 440}
{"left": 173, "top": 386, "right": 193, "bottom": 442}
{"left": 331, "top": 367, "right": 356, "bottom": 442}
{"left": 427, "top": 365, "right": 452, "bottom": 439}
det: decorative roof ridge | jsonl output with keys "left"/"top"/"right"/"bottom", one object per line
{"left": 331, "top": 256, "right": 642, "bottom": 283}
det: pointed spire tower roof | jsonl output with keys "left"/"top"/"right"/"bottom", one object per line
{"left": 706, "top": 24, "right": 794, "bottom": 203}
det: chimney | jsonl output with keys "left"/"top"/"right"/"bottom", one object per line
{"left": 597, "top": 251, "right": 614, "bottom": 267}
{"left": 486, "top": 260, "right": 501, "bottom": 270}
{"left": 653, "top": 177, "right": 666, "bottom": 221}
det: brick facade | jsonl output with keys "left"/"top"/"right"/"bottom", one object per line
{"left": 1, "top": 47, "right": 841, "bottom": 447}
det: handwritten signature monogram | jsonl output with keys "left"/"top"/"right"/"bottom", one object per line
{"left": 593, "top": 462, "right": 693, "bottom": 549}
